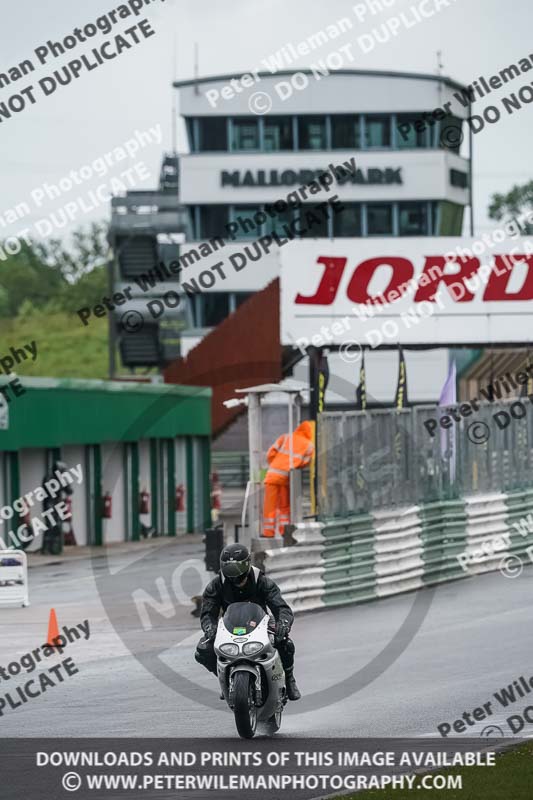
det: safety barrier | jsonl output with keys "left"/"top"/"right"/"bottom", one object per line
{"left": 253, "top": 523, "right": 325, "bottom": 613}
{"left": 0, "top": 550, "right": 29, "bottom": 607}
{"left": 255, "top": 489, "right": 533, "bottom": 613}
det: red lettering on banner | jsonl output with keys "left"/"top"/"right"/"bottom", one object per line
{"left": 295, "top": 256, "right": 347, "bottom": 305}
{"left": 413, "top": 256, "right": 480, "bottom": 302}
{"left": 292, "top": 253, "right": 531, "bottom": 306}
{"left": 484, "top": 255, "right": 533, "bottom": 300}
{"left": 346, "top": 257, "right": 413, "bottom": 303}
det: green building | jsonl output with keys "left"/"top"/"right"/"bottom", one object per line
{"left": 0, "top": 377, "right": 211, "bottom": 548}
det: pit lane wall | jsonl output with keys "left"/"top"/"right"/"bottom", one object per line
{"left": 254, "top": 490, "right": 533, "bottom": 613}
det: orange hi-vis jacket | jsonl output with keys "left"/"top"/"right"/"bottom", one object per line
{"left": 264, "top": 421, "right": 315, "bottom": 486}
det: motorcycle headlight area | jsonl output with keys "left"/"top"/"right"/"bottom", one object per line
{"left": 242, "top": 642, "right": 263, "bottom": 655}
{"left": 219, "top": 643, "right": 239, "bottom": 656}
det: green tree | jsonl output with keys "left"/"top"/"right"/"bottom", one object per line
{"left": 0, "top": 285, "right": 9, "bottom": 316}
{"left": 0, "top": 241, "right": 63, "bottom": 317}
{"left": 57, "top": 265, "right": 108, "bottom": 313}
{"left": 0, "top": 222, "right": 109, "bottom": 317}
{"left": 488, "top": 181, "right": 533, "bottom": 233}
{"left": 32, "top": 221, "right": 109, "bottom": 282}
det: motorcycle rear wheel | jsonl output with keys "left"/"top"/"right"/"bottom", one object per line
{"left": 233, "top": 672, "right": 257, "bottom": 739}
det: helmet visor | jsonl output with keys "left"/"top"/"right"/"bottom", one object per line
{"left": 221, "top": 559, "right": 250, "bottom": 579}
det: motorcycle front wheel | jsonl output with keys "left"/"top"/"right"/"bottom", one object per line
{"left": 233, "top": 672, "right": 257, "bottom": 739}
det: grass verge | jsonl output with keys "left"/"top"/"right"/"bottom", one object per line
{"left": 1, "top": 312, "right": 108, "bottom": 379}
{"left": 335, "top": 741, "right": 533, "bottom": 800}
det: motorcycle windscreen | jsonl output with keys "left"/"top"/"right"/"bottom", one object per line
{"left": 223, "top": 602, "right": 265, "bottom": 635}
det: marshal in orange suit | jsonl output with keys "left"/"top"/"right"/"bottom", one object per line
{"left": 262, "top": 420, "right": 315, "bottom": 538}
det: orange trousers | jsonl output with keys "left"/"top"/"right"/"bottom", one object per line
{"left": 262, "top": 483, "right": 290, "bottom": 537}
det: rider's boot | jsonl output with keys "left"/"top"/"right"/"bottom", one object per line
{"left": 284, "top": 669, "right": 301, "bottom": 701}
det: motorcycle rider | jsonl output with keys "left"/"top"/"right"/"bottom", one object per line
{"left": 195, "top": 542, "right": 301, "bottom": 701}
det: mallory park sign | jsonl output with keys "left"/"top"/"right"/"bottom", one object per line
{"left": 220, "top": 167, "right": 403, "bottom": 188}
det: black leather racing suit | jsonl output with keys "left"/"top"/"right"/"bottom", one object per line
{"left": 195, "top": 567, "right": 295, "bottom": 675}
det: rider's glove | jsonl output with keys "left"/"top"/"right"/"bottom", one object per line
{"left": 274, "top": 619, "right": 291, "bottom": 643}
{"left": 203, "top": 622, "right": 217, "bottom": 641}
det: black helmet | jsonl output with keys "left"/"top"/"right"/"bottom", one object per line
{"left": 220, "top": 543, "right": 251, "bottom": 583}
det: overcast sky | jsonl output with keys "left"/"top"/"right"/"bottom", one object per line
{"left": 1, "top": 0, "right": 532, "bottom": 247}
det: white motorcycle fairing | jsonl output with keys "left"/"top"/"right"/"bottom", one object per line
{"left": 214, "top": 603, "right": 286, "bottom": 736}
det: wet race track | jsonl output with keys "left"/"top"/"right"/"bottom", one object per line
{"left": 1, "top": 536, "right": 532, "bottom": 740}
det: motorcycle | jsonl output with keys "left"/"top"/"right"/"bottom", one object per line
{"left": 214, "top": 601, "right": 287, "bottom": 738}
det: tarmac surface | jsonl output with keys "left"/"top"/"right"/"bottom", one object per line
{"left": 1, "top": 534, "right": 532, "bottom": 739}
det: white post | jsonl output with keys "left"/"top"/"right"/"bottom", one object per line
{"left": 246, "top": 393, "right": 263, "bottom": 546}
{"left": 293, "top": 393, "right": 303, "bottom": 523}
{"left": 288, "top": 394, "right": 295, "bottom": 524}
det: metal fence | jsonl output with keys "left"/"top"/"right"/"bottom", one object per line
{"left": 212, "top": 451, "right": 311, "bottom": 493}
{"left": 318, "top": 398, "right": 533, "bottom": 518}
{"left": 211, "top": 452, "right": 250, "bottom": 488}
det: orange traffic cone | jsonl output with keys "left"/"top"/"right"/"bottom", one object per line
{"left": 46, "top": 608, "right": 61, "bottom": 647}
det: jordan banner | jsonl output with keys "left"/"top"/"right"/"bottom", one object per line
{"left": 281, "top": 237, "right": 533, "bottom": 347}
